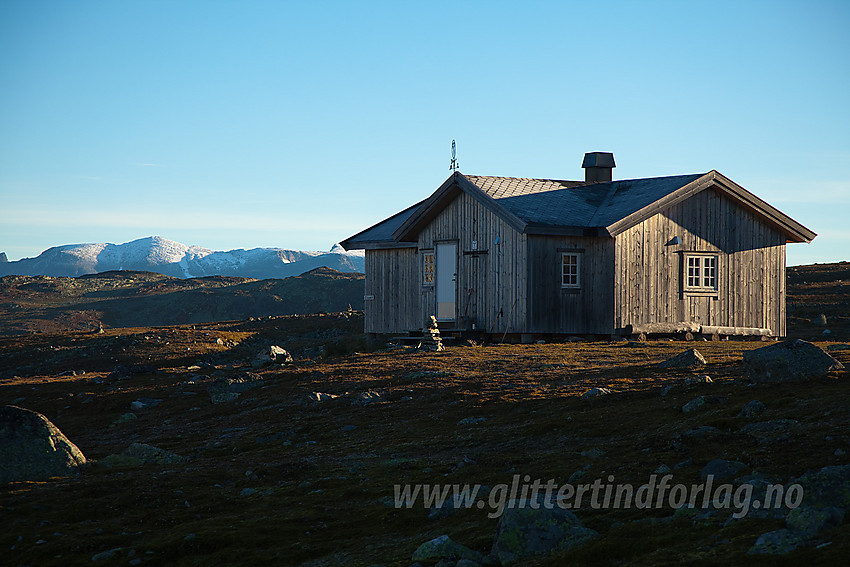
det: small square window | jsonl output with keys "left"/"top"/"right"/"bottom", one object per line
{"left": 422, "top": 252, "right": 434, "bottom": 285}
{"left": 561, "top": 252, "right": 581, "bottom": 288}
{"left": 685, "top": 254, "right": 718, "bottom": 292}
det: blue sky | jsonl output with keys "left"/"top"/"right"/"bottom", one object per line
{"left": 1, "top": 0, "right": 848, "bottom": 266}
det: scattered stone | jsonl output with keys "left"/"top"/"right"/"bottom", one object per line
{"left": 747, "top": 529, "right": 806, "bottom": 555}
{"left": 209, "top": 391, "right": 240, "bottom": 404}
{"left": 402, "top": 370, "right": 453, "bottom": 381}
{"left": 580, "top": 387, "right": 612, "bottom": 399}
{"left": 112, "top": 412, "right": 138, "bottom": 425}
{"left": 658, "top": 348, "right": 706, "bottom": 369}
{"left": 737, "top": 400, "right": 766, "bottom": 418}
{"left": 215, "top": 337, "right": 225, "bottom": 345}
{"left": 130, "top": 397, "right": 162, "bottom": 411}
{"left": 786, "top": 506, "right": 844, "bottom": 538}
{"left": 107, "top": 365, "right": 132, "bottom": 380}
{"left": 341, "top": 425, "right": 357, "bottom": 432}
{"left": 684, "top": 375, "right": 713, "bottom": 386}
{"left": 269, "top": 346, "right": 293, "bottom": 364}
{"left": 654, "top": 464, "right": 671, "bottom": 474}
{"left": 491, "top": 495, "right": 598, "bottom": 564}
{"left": 100, "top": 442, "right": 186, "bottom": 468}
{"left": 740, "top": 419, "right": 799, "bottom": 441}
{"left": 812, "top": 314, "right": 828, "bottom": 326}
{"left": 240, "top": 488, "right": 258, "bottom": 497}
{"left": 208, "top": 373, "right": 263, "bottom": 403}
{"left": 92, "top": 547, "right": 123, "bottom": 562}
{"left": 306, "top": 392, "right": 339, "bottom": 403}
{"left": 0, "top": 405, "right": 87, "bottom": 483}
{"left": 700, "top": 459, "right": 747, "bottom": 481}
{"left": 835, "top": 448, "right": 846, "bottom": 457}
{"left": 411, "top": 535, "right": 484, "bottom": 564}
{"left": 681, "top": 426, "right": 721, "bottom": 439}
{"left": 457, "top": 417, "right": 487, "bottom": 426}
{"left": 681, "top": 396, "right": 707, "bottom": 413}
{"left": 354, "top": 391, "right": 384, "bottom": 406}
{"left": 743, "top": 339, "right": 844, "bottom": 383}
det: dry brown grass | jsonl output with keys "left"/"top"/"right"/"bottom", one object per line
{"left": 1, "top": 315, "right": 849, "bottom": 566}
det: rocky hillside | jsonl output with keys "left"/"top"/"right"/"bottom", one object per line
{"left": 0, "top": 314, "right": 848, "bottom": 565}
{"left": 0, "top": 236, "right": 365, "bottom": 279}
{"left": 0, "top": 262, "right": 847, "bottom": 566}
{"left": 0, "top": 267, "right": 365, "bottom": 335}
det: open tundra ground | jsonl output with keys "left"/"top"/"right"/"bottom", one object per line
{"left": 0, "top": 263, "right": 848, "bottom": 566}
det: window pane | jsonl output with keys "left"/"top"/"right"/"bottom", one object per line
{"left": 703, "top": 257, "right": 716, "bottom": 288}
{"left": 562, "top": 253, "right": 580, "bottom": 287}
{"left": 423, "top": 253, "right": 434, "bottom": 284}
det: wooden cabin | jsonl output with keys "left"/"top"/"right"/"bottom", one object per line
{"left": 341, "top": 152, "right": 815, "bottom": 339}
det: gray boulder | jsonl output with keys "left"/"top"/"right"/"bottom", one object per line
{"left": 737, "top": 400, "right": 766, "bottom": 418}
{"left": 208, "top": 373, "right": 264, "bottom": 403}
{"left": 353, "top": 391, "right": 384, "bottom": 406}
{"left": 792, "top": 464, "right": 850, "bottom": 510}
{"left": 658, "top": 348, "right": 706, "bottom": 369}
{"left": 269, "top": 346, "right": 293, "bottom": 363}
{"left": 411, "top": 535, "right": 485, "bottom": 564}
{"left": 681, "top": 396, "right": 706, "bottom": 413}
{"left": 743, "top": 339, "right": 844, "bottom": 383}
{"left": 580, "top": 387, "right": 612, "bottom": 399}
{"left": 491, "top": 496, "right": 598, "bottom": 565}
{"left": 0, "top": 405, "right": 87, "bottom": 483}
{"left": 785, "top": 505, "right": 844, "bottom": 538}
{"left": 700, "top": 459, "right": 747, "bottom": 481}
{"left": 100, "top": 442, "right": 186, "bottom": 467}
{"left": 747, "top": 529, "right": 806, "bottom": 555}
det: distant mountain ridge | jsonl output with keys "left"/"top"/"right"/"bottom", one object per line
{"left": 0, "top": 236, "right": 365, "bottom": 279}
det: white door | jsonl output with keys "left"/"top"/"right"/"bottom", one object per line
{"left": 435, "top": 242, "right": 457, "bottom": 321}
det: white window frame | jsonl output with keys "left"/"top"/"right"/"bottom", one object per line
{"left": 422, "top": 251, "right": 434, "bottom": 286}
{"left": 684, "top": 253, "right": 718, "bottom": 292}
{"left": 561, "top": 252, "right": 582, "bottom": 289}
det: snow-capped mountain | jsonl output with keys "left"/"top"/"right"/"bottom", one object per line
{"left": 0, "top": 236, "right": 365, "bottom": 279}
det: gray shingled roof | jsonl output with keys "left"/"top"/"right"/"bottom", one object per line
{"left": 468, "top": 173, "right": 705, "bottom": 228}
{"left": 342, "top": 169, "right": 815, "bottom": 249}
{"left": 341, "top": 201, "right": 422, "bottom": 247}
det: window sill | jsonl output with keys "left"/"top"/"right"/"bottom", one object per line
{"left": 684, "top": 289, "right": 719, "bottom": 298}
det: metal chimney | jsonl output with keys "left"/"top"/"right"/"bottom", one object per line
{"left": 582, "top": 152, "right": 616, "bottom": 184}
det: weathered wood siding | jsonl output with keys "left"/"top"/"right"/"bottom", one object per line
{"left": 417, "top": 191, "right": 528, "bottom": 333}
{"left": 614, "top": 187, "right": 787, "bottom": 336}
{"left": 527, "top": 236, "right": 615, "bottom": 334}
{"left": 364, "top": 247, "right": 420, "bottom": 334}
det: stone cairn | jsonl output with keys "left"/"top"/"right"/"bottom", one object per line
{"left": 419, "top": 316, "right": 444, "bottom": 352}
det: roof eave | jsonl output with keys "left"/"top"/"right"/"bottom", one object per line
{"left": 708, "top": 171, "right": 817, "bottom": 243}
{"left": 340, "top": 201, "right": 426, "bottom": 251}
{"left": 604, "top": 171, "right": 817, "bottom": 243}
{"left": 392, "top": 172, "right": 528, "bottom": 241}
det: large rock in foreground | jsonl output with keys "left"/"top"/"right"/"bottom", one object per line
{"left": 0, "top": 405, "right": 87, "bottom": 483}
{"left": 658, "top": 348, "right": 706, "bottom": 369}
{"left": 491, "top": 496, "right": 598, "bottom": 564}
{"left": 743, "top": 339, "right": 844, "bottom": 383}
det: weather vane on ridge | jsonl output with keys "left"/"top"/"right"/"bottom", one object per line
{"left": 449, "top": 139, "right": 459, "bottom": 171}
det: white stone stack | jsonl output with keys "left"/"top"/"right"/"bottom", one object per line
{"left": 419, "top": 316, "right": 444, "bottom": 352}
